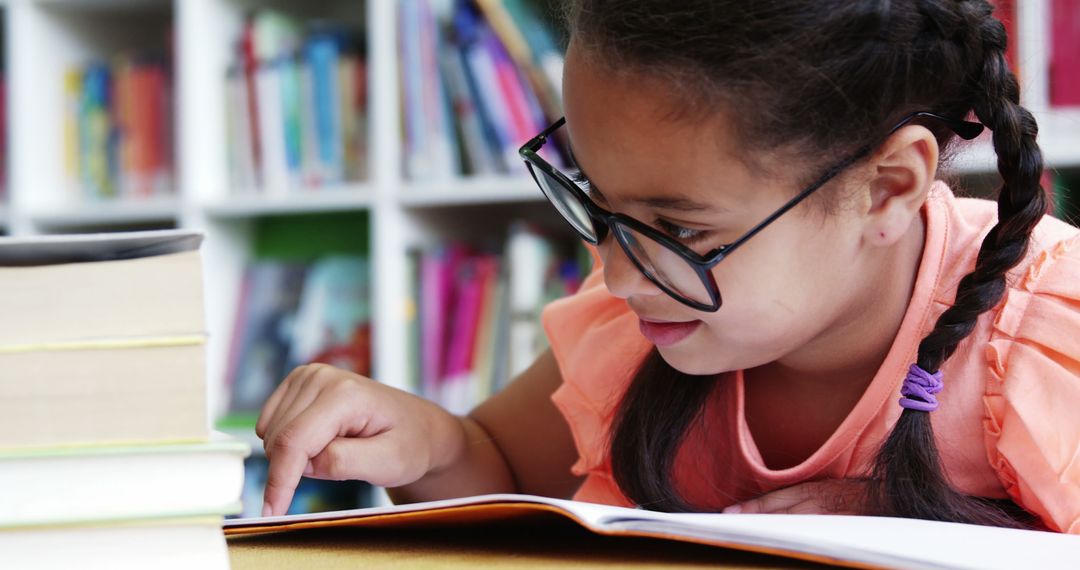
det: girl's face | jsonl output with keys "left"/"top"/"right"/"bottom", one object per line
{"left": 562, "top": 43, "right": 882, "bottom": 376}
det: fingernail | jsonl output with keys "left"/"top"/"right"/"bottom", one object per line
{"left": 723, "top": 504, "right": 742, "bottom": 514}
{"left": 262, "top": 503, "right": 272, "bottom": 517}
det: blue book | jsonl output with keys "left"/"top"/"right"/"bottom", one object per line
{"left": 81, "top": 64, "right": 113, "bottom": 198}
{"left": 454, "top": 1, "right": 514, "bottom": 170}
{"left": 305, "top": 31, "right": 345, "bottom": 185}
{"left": 279, "top": 54, "right": 304, "bottom": 185}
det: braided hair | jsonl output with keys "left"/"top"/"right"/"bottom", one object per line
{"left": 566, "top": 0, "right": 1047, "bottom": 525}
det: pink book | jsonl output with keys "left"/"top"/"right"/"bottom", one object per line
{"left": 486, "top": 34, "right": 535, "bottom": 148}
{"left": 1051, "top": 0, "right": 1080, "bottom": 106}
{"left": 421, "top": 246, "right": 468, "bottom": 402}
{"left": 420, "top": 250, "right": 448, "bottom": 401}
{"left": 441, "top": 255, "right": 496, "bottom": 414}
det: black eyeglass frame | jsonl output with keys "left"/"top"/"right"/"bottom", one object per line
{"left": 519, "top": 112, "right": 984, "bottom": 312}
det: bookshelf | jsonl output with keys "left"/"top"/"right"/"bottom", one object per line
{"left": 0, "top": 0, "right": 1077, "bottom": 514}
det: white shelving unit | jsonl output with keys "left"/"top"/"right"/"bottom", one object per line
{"left": 0, "top": 0, "right": 1077, "bottom": 507}
{"left": 0, "top": 0, "right": 554, "bottom": 420}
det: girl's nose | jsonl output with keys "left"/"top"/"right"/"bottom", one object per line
{"left": 599, "top": 234, "right": 663, "bottom": 302}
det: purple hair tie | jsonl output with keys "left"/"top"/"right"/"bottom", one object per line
{"left": 899, "top": 363, "right": 944, "bottom": 412}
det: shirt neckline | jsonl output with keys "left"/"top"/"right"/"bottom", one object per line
{"left": 733, "top": 181, "right": 953, "bottom": 482}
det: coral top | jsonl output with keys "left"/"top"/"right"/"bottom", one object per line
{"left": 541, "top": 181, "right": 1080, "bottom": 533}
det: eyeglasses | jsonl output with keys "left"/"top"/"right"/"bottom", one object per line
{"left": 518, "top": 112, "right": 984, "bottom": 312}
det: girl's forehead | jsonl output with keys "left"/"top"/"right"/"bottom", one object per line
{"left": 563, "top": 55, "right": 764, "bottom": 207}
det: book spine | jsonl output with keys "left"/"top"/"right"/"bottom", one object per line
{"left": 255, "top": 59, "right": 288, "bottom": 196}
{"left": 280, "top": 55, "right": 304, "bottom": 190}
{"left": 1050, "top": 0, "right": 1080, "bottom": 106}
{"left": 307, "top": 33, "right": 345, "bottom": 185}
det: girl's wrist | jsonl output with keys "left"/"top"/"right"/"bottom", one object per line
{"left": 421, "top": 400, "right": 471, "bottom": 476}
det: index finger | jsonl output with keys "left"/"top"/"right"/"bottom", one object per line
{"left": 262, "top": 442, "right": 308, "bottom": 517}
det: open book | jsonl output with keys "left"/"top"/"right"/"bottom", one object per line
{"left": 224, "top": 493, "right": 1080, "bottom": 569}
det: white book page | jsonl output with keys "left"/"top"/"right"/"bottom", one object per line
{"left": 604, "top": 511, "right": 1080, "bottom": 570}
{"left": 225, "top": 493, "right": 1080, "bottom": 569}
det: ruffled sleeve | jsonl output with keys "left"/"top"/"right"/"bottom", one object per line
{"left": 985, "top": 233, "right": 1080, "bottom": 533}
{"left": 541, "top": 260, "right": 651, "bottom": 503}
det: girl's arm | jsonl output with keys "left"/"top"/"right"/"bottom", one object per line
{"left": 257, "top": 349, "right": 582, "bottom": 515}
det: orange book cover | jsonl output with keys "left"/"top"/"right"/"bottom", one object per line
{"left": 224, "top": 493, "right": 1080, "bottom": 569}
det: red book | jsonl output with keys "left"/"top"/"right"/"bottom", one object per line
{"left": 1051, "top": 0, "right": 1080, "bottom": 106}
{"left": 241, "top": 15, "right": 263, "bottom": 182}
{"left": 993, "top": 0, "right": 1019, "bottom": 78}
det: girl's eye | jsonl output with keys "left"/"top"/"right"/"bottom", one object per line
{"left": 657, "top": 218, "right": 710, "bottom": 246}
{"left": 570, "top": 170, "right": 595, "bottom": 193}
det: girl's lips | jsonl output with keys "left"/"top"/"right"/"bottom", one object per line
{"left": 638, "top": 318, "right": 702, "bottom": 347}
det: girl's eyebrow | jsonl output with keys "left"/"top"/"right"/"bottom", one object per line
{"left": 568, "top": 143, "right": 722, "bottom": 213}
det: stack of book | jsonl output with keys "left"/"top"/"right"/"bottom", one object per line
{"left": 399, "top": 0, "right": 564, "bottom": 181}
{"left": 407, "top": 223, "right": 586, "bottom": 414}
{"left": 225, "top": 10, "right": 369, "bottom": 194}
{"left": 0, "top": 230, "right": 247, "bottom": 569}
{"left": 63, "top": 55, "right": 174, "bottom": 200}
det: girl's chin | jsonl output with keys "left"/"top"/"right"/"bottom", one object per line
{"left": 656, "top": 345, "right": 731, "bottom": 377}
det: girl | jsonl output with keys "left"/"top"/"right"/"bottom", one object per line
{"left": 255, "top": 0, "right": 1080, "bottom": 532}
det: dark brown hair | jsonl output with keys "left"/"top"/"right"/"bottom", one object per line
{"left": 566, "top": 0, "right": 1046, "bottom": 526}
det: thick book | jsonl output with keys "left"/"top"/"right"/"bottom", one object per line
{"left": 4, "top": 516, "right": 230, "bottom": 570}
{"left": 224, "top": 493, "right": 1080, "bottom": 570}
{"left": 0, "top": 436, "right": 248, "bottom": 528}
{"left": 0, "top": 230, "right": 208, "bottom": 448}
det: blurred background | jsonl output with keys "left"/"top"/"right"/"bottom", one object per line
{"left": 0, "top": 0, "right": 1075, "bottom": 517}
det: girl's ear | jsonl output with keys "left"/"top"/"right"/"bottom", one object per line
{"left": 861, "top": 125, "right": 940, "bottom": 247}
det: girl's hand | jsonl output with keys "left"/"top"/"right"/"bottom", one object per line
{"left": 721, "top": 479, "right": 868, "bottom": 515}
{"left": 254, "top": 363, "right": 463, "bottom": 517}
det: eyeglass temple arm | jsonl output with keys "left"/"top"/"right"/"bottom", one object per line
{"left": 521, "top": 117, "right": 568, "bottom": 153}
{"left": 706, "top": 111, "right": 984, "bottom": 262}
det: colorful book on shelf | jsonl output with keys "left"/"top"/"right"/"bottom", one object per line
{"left": 399, "top": 0, "right": 458, "bottom": 181}
{"left": 307, "top": 28, "right": 347, "bottom": 185}
{"left": 475, "top": 0, "right": 564, "bottom": 120}
{"left": 67, "top": 53, "right": 172, "bottom": 200}
{"left": 0, "top": 230, "right": 208, "bottom": 449}
{"left": 1050, "top": 0, "right": 1080, "bottom": 107}
{"left": 224, "top": 492, "right": 1080, "bottom": 570}
{"left": 456, "top": 3, "right": 519, "bottom": 169}
{"left": 225, "top": 261, "right": 309, "bottom": 413}
{"left": 994, "top": 0, "right": 1019, "bottom": 79}
{"left": 419, "top": 246, "right": 456, "bottom": 401}
{"left": 228, "top": 10, "right": 366, "bottom": 192}
{"left": 255, "top": 58, "right": 290, "bottom": 195}
{"left": 469, "top": 257, "right": 504, "bottom": 405}
{"left": 225, "top": 251, "right": 373, "bottom": 419}
{"left": 442, "top": 254, "right": 498, "bottom": 414}
{"left": 241, "top": 13, "right": 264, "bottom": 186}
{"left": 440, "top": 47, "right": 502, "bottom": 176}
{"left": 226, "top": 65, "right": 260, "bottom": 191}
{"left": 287, "top": 255, "right": 372, "bottom": 376}
{"left": 411, "top": 228, "right": 584, "bottom": 410}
